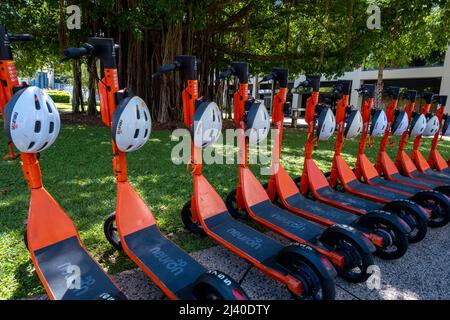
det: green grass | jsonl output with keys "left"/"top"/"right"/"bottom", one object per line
{"left": 55, "top": 103, "right": 101, "bottom": 112}
{"left": 0, "top": 123, "right": 449, "bottom": 299}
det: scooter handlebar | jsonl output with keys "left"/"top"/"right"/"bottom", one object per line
{"left": 260, "top": 73, "right": 274, "bottom": 83}
{"left": 60, "top": 43, "right": 94, "bottom": 62}
{"left": 218, "top": 69, "right": 233, "bottom": 80}
{"left": 152, "top": 62, "right": 180, "bottom": 78}
{"left": 8, "top": 34, "right": 33, "bottom": 42}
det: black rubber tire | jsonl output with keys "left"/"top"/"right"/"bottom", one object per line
{"left": 103, "top": 212, "right": 122, "bottom": 250}
{"left": 387, "top": 205, "right": 427, "bottom": 243}
{"left": 181, "top": 201, "right": 207, "bottom": 236}
{"left": 370, "top": 220, "right": 409, "bottom": 260}
{"left": 225, "top": 189, "right": 251, "bottom": 220}
{"left": 193, "top": 283, "right": 224, "bottom": 300}
{"left": 287, "top": 255, "right": 336, "bottom": 300}
{"left": 412, "top": 193, "right": 450, "bottom": 228}
{"left": 322, "top": 236, "right": 373, "bottom": 283}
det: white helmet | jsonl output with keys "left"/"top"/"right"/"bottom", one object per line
{"left": 423, "top": 115, "right": 440, "bottom": 137}
{"left": 370, "top": 110, "right": 387, "bottom": 137}
{"left": 317, "top": 108, "right": 336, "bottom": 141}
{"left": 246, "top": 101, "right": 270, "bottom": 144}
{"left": 442, "top": 116, "right": 450, "bottom": 136}
{"left": 191, "top": 101, "right": 222, "bottom": 148}
{"left": 344, "top": 110, "right": 363, "bottom": 139}
{"left": 392, "top": 111, "right": 409, "bottom": 136}
{"left": 112, "top": 96, "right": 151, "bottom": 152}
{"left": 4, "top": 86, "right": 60, "bottom": 153}
{"left": 409, "top": 113, "right": 427, "bottom": 137}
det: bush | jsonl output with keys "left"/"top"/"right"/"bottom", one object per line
{"left": 45, "top": 90, "right": 71, "bottom": 103}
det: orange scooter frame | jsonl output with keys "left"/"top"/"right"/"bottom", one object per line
{"left": 155, "top": 57, "right": 338, "bottom": 300}
{"left": 0, "top": 25, "right": 33, "bottom": 159}
{"left": 427, "top": 96, "right": 449, "bottom": 173}
{"left": 62, "top": 39, "right": 247, "bottom": 300}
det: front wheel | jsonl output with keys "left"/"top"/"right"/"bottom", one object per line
{"left": 103, "top": 212, "right": 122, "bottom": 250}
{"left": 181, "top": 201, "right": 207, "bottom": 236}
{"left": 225, "top": 189, "right": 251, "bottom": 220}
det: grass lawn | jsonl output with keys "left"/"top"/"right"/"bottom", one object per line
{"left": 0, "top": 122, "right": 449, "bottom": 299}
{"left": 55, "top": 103, "right": 101, "bottom": 112}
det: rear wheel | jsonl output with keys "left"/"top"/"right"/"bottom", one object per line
{"left": 368, "top": 220, "right": 408, "bottom": 260}
{"left": 181, "top": 201, "right": 207, "bottom": 236}
{"left": 285, "top": 255, "right": 335, "bottom": 300}
{"left": 103, "top": 212, "right": 122, "bottom": 250}
{"left": 412, "top": 193, "right": 450, "bottom": 228}
{"left": 226, "top": 189, "right": 251, "bottom": 220}
{"left": 386, "top": 204, "right": 427, "bottom": 243}
{"left": 321, "top": 236, "right": 373, "bottom": 283}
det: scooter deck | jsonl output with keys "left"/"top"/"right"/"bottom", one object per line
{"left": 241, "top": 167, "right": 324, "bottom": 244}
{"left": 410, "top": 169, "right": 449, "bottom": 185}
{"left": 194, "top": 175, "right": 287, "bottom": 272}
{"left": 123, "top": 225, "right": 206, "bottom": 297}
{"left": 368, "top": 176, "right": 421, "bottom": 195}
{"left": 346, "top": 180, "right": 408, "bottom": 202}
{"left": 28, "top": 188, "right": 125, "bottom": 300}
{"left": 117, "top": 182, "right": 206, "bottom": 299}
{"left": 34, "top": 236, "right": 126, "bottom": 300}
{"left": 420, "top": 168, "right": 450, "bottom": 182}
{"left": 204, "top": 212, "right": 284, "bottom": 262}
{"left": 390, "top": 173, "right": 439, "bottom": 189}
{"left": 274, "top": 164, "right": 356, "bottom": 225}
{"left": 284, "top": 193, "right": 356, "bottom": 225}
{"left": 316, "top": 186, "right": 381, "bottom": 212}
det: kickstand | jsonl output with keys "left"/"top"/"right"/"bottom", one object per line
{"left": 238, "top": 263, "right": 253, "bottom": 285}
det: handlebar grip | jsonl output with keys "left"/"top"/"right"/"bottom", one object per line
{"left": 60, "top": 44, "right": 93, "bottom": 62}
{"left": 260, "top": 73, "right": 274, "bottom": 83}
{"left": 219, "top": 69, "right": 233, "bottom": 79}
{"left": 8, "top": 34, "right": 33, "bottom": 42}
{"left": 152, "top": 62, "right": 178, "bottom": 77}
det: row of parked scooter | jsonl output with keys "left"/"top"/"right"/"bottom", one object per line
{"left": 1, "top": 29, "right": 449, "bottom": 300}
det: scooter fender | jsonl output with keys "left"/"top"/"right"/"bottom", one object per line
{"left": 193, "top": 270, "right": 249, "bottom": 300}
{"left": 409, "top": 190, "right": 450, "bottom": 211}
{"left": 356, "top": 210, "right": 412, "bottom": 234}
{"left": 319, "top": 224, "right": 376, "bottom": 254}
{"left": 277, "top": 243, "right": 338, "bottom": 278}
{"left": 384, "top": 199, "right": 430, "bottom": 223}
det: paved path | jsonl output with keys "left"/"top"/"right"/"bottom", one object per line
{"left": 112, "top": 223, "right": 450, "bottom": 300}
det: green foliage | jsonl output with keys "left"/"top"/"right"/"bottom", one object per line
{"left": 45, "top": 90, "right": 71, "bottom": 103}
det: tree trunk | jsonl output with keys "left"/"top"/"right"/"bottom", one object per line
{"left": 72, "top": 59, "right": 84, "bottom": 113}
{"left": 87, "top": 56, "right": 98, "bottom": 116}
{"left": 375, "top": 62, "right": 384, "bottom": 109}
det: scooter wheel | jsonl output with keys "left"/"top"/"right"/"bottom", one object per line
{"left": 225, "top": 189, "right": 251, "bottom": 220}
{"left": 322, "top": 236, "right": 373, "bottom": 283}
{"left": 411, "top": 192, "right": 450, "bottom": 228}
{"left": 370, "top": 221, "right": 408, "bottom": 260}
{"left": 385, "top": 204, "right": 427, "bottom": 243}
{"left": 181, "top": 201, "right": 207, "bottom": 236}
{"left": 103, "top": 212, "right": 122, "bottom": 250}
{"left": 286, "top": 255, "right": 335, "bottom": 300}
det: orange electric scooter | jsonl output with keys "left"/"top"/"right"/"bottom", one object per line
{"left": 326, "top": 82, "right": 430, "bottom": 243}
{"left": 376, "top": 90, "right": 450, "bottom": 194}
{"left": 62, "top": 39, "right": 248, "bottom": 300}
{"left": 393, "top": 93, "right": 450, "bottom": 187}
{"left": 155, "top": 57, "right": 338, "bottom": 300}
{"left": 428, "top": 95, "right": 450, "bottom": 174}
{"left": 354, "top": 86, "right": 449, "bottom": 229}
{"left": 410, "top": 93, "right": 450, "bottom": 182}
{"left": 0, "top": 25, "right": 32, "bottom": 160}
{"left": 4, "top": 70, "right": 126, "bottom": 300}
{"left": 261, "top": 69, "right": 408, "bottom": 260}
{"left": 222, "top": 63, "right": 377, "bottom": 283}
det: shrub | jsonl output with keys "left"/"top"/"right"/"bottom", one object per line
{"left": 45, "top": 90, "right": 71, "bottom": 103}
